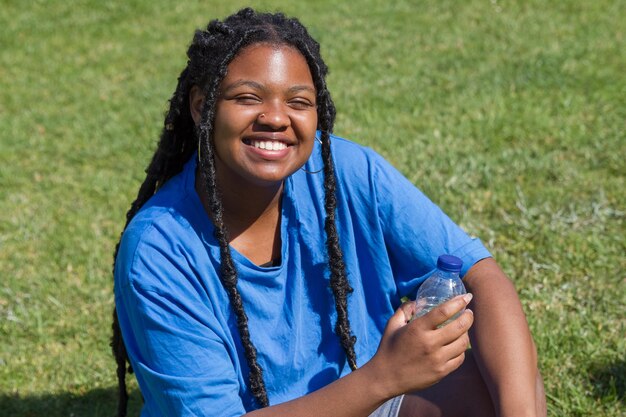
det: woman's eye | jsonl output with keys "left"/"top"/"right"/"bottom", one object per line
{"left": 234, "top": 95, "right": 261, "bottom": 104}
{"left": 289, "top": 99, "right": 315, "bottom": 109}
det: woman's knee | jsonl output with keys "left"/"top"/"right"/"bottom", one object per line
{"left": 398, "top": 350, "right": 495, "bottom": 417}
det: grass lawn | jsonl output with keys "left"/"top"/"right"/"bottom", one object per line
{"left": 1, "top": 0, "right": 624, "bottom": 416}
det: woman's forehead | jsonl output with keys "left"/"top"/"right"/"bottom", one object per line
{"left": 221, "top": 43, "right": 315, "bottom": 90}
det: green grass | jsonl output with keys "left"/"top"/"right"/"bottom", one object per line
{"left": 1, "top": 0, "right": 624, "bottom": 416}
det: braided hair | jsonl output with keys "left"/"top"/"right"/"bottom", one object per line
{"left": 111, "top": 8, "right": 357, "bottom": 415}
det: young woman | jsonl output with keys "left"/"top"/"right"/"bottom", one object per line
{"left": 112, "top": 8, "right": 546, "bottom": 417}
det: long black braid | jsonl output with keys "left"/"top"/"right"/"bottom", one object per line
{"left": 111, "top": 8, "right": 357, "bottom": 415}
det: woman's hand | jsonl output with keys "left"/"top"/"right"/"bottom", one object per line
{"left": 364, "top": 294, "right": 474, "bottom": 399}
{"left": 245, "top": 295, "right": 475, "bottom": 417}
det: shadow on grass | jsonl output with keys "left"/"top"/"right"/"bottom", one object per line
{"left": 588, "top": 358, "right": 625, "bottom": 402}
{"left": 0, "top": 387, "right": 142, "bottom": 417}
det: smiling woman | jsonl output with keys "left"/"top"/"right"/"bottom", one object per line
{"left": 191, "top": 44, "right": 318, "bottom": 268}
{"left": 112, "top": 7, "right": 545, "bottom": 417}
{"left": 191, "top": 44, "right": 318, "bottom": 189}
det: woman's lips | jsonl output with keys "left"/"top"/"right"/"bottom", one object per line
{"left": 242, "top": 137, "right": 292, "bottom": 159}
{"left": 244, "top": 138, "right": 288, "bottom": 151}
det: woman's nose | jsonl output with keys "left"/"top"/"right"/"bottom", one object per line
{"left": 256, "top": 108, "right": 290, "bottom": 129}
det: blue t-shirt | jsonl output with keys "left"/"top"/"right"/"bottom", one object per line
{"left": 114, "top": 135, "right": 491, "bottom": 416}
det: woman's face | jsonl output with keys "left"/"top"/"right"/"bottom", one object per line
{"left": 208, "top": 43, "right": 318, "bottom": 188}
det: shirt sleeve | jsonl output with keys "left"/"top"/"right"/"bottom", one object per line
{"left": 370, "top": 152, "right": 492, "bottom": 297}
{"left": 115, "top": 223, "right": 247, "bottom": 417}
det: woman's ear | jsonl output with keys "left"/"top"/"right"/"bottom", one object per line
{"left": 189, "top": 85, "right": 205, "bottom": 126}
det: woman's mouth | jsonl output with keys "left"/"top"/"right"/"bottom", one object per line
{"left": 243, "top": 139, "right": 288, "bottom": 151}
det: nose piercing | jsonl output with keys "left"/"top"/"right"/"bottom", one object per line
{"left": 259, "top": 113, "right": 266, "bottom": 119}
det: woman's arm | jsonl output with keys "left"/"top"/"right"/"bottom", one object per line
{"left": 464, "top": 257, "right": 544, "bottom": 417}
{"left": 246, "top": 295, "right": 474, "bottom": 417}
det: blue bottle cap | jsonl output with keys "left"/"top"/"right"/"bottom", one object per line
{"left": 437, "top": 254, "right": 463, "bottom": 272}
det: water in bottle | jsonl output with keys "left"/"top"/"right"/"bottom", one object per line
{"left": 412, "top": 254, "right": 467, "bottom": 326}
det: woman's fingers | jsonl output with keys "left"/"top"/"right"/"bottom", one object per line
{"left": 442, "top": 325, "right": 472, "bottom": 358}
{"left": 420, "top": 293, "right": 473, "bottom": 330}
{"left": 384, "top": 301, "right": 417, "bottom": 335}
{"left": 425, "top": 324, "right": 472, "bottom": 381}
{"left": 400, "top": 300, "right": 417, "bottom": 323}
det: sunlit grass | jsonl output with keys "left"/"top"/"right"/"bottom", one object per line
{"left": 1, "top": 1, "right": 624, "bottom": 416}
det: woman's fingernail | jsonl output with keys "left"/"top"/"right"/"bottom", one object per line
{"left": 463, "top": 293, "right": 473, "bottom": 304}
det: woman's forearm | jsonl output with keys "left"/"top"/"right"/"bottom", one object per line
{"left": 244, "top": 295, "right": 474, "bottom": 417}
{"left": 244, "top": 362, "right": 389, "bottom": 417}
{"left": 464, "top": 257, "right": 541, "bottom": 417}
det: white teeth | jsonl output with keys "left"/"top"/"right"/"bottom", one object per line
{"left": 251, "top": 140, "right": 286, "bottom": 151}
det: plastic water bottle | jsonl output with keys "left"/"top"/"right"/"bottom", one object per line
{"left": 412, "top": 255, "right": 466, "bottom": 326}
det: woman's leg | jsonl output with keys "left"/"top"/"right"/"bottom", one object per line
{"left": 398, "top": 349, "right": 494, "bottom": 417}
{"left": 398, "top": 350, "right": 547, "bottom": 417}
